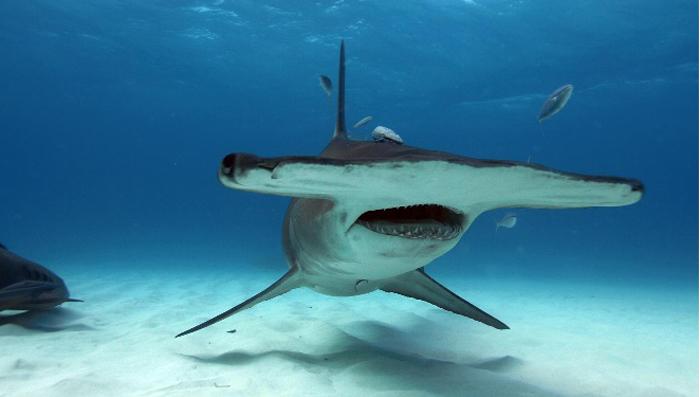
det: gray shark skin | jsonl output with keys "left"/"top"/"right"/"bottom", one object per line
{"left": 177, "top": 42, "right": 643, "bottom": 338}
{"left": 0, "top": 243, "right": 81, "bottom": 312}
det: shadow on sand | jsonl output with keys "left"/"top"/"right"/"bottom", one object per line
{"left": 0, "top": 307, "right": 95, "bottom": 332}
{"left": 180, "top": 319, "right": 562, "bottom": 397}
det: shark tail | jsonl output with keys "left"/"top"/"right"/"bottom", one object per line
{"left": 176, "top": 268, "right": 302, "bottom": 338}
{"left": 381, "top": 268, "right": 509, "bottom": 330}
{"left": 333, "top": 40, "right": 347, "bottom": 140}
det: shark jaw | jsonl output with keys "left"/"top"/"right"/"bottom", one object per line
{"left": 355, "top": 204, "right": 464, "bottom": 240}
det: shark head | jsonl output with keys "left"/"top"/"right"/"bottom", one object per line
{"left": 0, "top": 246, "right": 81, "bottom": 312}
{"left": 218, "top": 133, "right": 641, "bottom": 283}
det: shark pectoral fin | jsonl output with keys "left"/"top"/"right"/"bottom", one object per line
{"left": 380, "top": 269, "right": 509, "bottom": 330}
{"left": 175, "top": 269, "right": 302, "bottom": 338}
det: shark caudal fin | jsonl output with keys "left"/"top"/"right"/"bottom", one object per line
{"left": 333, "top": 40, "right": 347, "bottom": 140}
{"left": 176, "top": 269, "right": 302, "bottom": 338}
{"left": 381, "top": 269, "right": 509, "bottom": 330}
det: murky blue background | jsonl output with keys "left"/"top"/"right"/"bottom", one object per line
{"left": 0, "top": 1, "right": 697, "bottom": 287}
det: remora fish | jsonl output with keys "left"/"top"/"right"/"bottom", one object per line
{"left": 177, "top": 42, "right": 642, "bottom": 338}
{"left": 0, "top": 243, "right": 81, "bottom": 311}
{"left": 538, "top": 84, "right": 574, "bottom": 122}
{"left": 319, "top": 75, "right": 332, "bottom": 97}
{"left": 496, "top": 214, "right": 517, "bottom": 229}
{"left": 353, "top": 116, "right": 373, "bottom": 128}
{"left": 371, "top": 126, "right": 403, "bottom": 144}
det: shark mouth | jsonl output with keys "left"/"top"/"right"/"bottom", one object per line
{"left": 356, "top": 204, "right": 464, "bottom": 240}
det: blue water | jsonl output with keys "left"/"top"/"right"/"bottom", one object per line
{"left": 1, "top": 1, "right": 696, "bottom": 284}
{"left": 0, "top": 2, "right": 697, "bottom": 396}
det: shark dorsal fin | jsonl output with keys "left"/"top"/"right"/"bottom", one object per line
{"left": 333, "top": 40, "right": 347, "bottom": 140}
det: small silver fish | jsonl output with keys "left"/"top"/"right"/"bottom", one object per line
{"left": 496, "top": 214, "right": 517, "bottom": 229}
{"left": 372, "top": 126, "right": 403, "bottom": 144}
{"left": 538, "top": 84, "right": 573, "bottom": 123}
{"left": 353, "top": 115, "right": 373, "bottom": 128}
{"left": 319, "top": 75, "right": 332, "bottom": 97}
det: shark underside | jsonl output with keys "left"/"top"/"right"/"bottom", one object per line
{"left": 176, "top": 41, "right": 643, "bottom": 338}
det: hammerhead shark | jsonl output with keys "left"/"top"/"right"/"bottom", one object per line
{"left": 177, "top": 42, "right": 643, "bottom": 337}
{"left": 0, "top": 243, "right": 80, "bottom": 312}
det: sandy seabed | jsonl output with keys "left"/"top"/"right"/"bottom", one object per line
{"left": 0, "top": 264, "right": 697, "bottom": 397}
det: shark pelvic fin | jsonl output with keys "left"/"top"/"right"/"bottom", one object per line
{"left": 380, "top": 269, "right": 509, "bottom": 330}
{"left": 176, "top": 268, "right": 302, "bottom": 338}
{"left": 333, "top": 40, "right": 347, "bottom": 140}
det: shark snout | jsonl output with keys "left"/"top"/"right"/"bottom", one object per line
{"left": 219, "top": 153, "right": 282, "bottom": 190}
{"left": 220, "top": 153, "right": 277, "bottom": 175}
{"left": 219, "top": 153, "right": 266, "bottom": 178}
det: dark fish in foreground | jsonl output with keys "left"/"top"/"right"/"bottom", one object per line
{"left": 0, "top": 243, "right": 81, "bottom": 311}
{"left": 177, "top": 42, "right": 643, "bottom": 339}
{"left": 319, "top": 75, "right": 332, "bottom": 96}
{"left": 538, "top": 84, "right": 574, "bottom": 122}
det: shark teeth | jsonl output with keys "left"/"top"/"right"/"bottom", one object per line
{"left": 355, "top": 203, "right": 464, "bottom": 240}
{"left": 357, "top": 220, "right": 460, "bottom": 240}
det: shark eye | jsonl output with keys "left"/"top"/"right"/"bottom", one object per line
{"left": 221, "top": 154, "right": 237, "bottom": 176}
{"left": 222, "top": 154, "right": 236, "bottom": 169}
